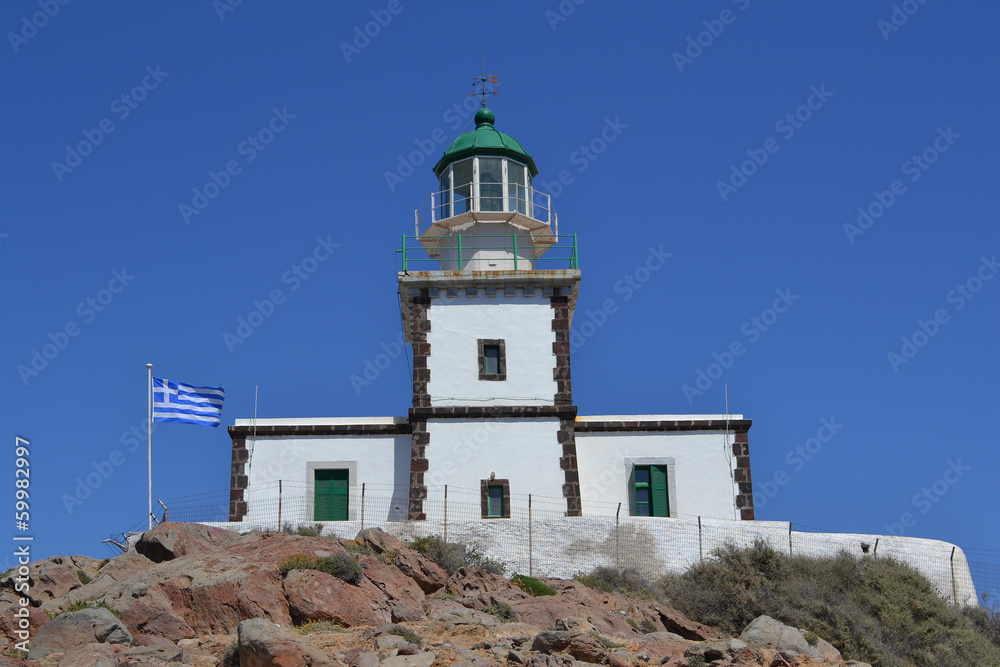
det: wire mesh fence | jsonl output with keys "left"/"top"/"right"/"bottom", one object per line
{"left": 127, "top": 482, "right": 998, "bottom": 610}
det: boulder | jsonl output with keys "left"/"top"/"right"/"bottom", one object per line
{"left": 237, "top": 617, "right": 335, "bottom": 666}
{"left": 120, "top": 642, "right": 185, "bottom": 662}
{"left": 283, "top": 568, "right": 390, "bottom": 627}
{"left": 740, "top": 615, "right": 809, "bottom": 654}
{"left": 532, "top": 630, "right": 575, "bottom": 654}
{"left": 53, "top": 642, "right": 118, "bottom": 667}
{"left": 356, "top": 555, "right": 425, "bottom": 608}
{"left": 392, "top": 550, "right": 447, "bottom": 594}
{"left": 565, "top": 633, "right": 607, "bottom": 663}
{"left": 135, "top": 522, "right": 239, "bottom": 563}
{"left": 27, "top": 608, "right": 132, "bottom": 660}
{"left": 0, "top": 592, "right": 49, "bottom": 640}
{"left": 381, "top": 653, "right": 435, "bottom": 667}
{"left": 355, "top": 528, "right": 406, "bottom": 554}
{"left": 433, "top": 604, "right": 500, "bottom": 629}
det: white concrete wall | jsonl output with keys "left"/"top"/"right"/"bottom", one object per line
{"left": 202, "top": 511, "right": 978, "bottom": 608}
{"left": 423, "top": 418, "right": 565, "bottom": 508}
{"left": 244, "top": 433, "right": 411, "bottom": 523}
{"left": 576, "top": 431, "right": 739, "bottom": 521}
{"left": 427, "top": 294, "right": 557, "bottom": 406}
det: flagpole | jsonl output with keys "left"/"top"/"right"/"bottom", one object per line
{"left": 147, "top": 363, "right": 153, "bottom": 531}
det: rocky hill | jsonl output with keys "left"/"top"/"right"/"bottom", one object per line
{"left": 0, "top": 523, "right": 871, "bottom": 667}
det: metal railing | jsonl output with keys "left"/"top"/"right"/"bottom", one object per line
{"left": 396, "top": 233, "right": 579, "bottom": 272}
{"left": 420, "top": 185, "right": 555, "bottom": 229}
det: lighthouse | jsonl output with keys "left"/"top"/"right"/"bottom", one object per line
{"left": 399, "top": 106, "right": 583, "bottom": 519}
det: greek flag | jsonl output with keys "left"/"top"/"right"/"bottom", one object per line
{"left": 153, "top": 378, "right": 225, "bottom": 427}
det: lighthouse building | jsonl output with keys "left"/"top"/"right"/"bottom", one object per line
{"left": 227, "top": 109, "right": 754, "bottom": 526}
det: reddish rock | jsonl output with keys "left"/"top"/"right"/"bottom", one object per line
{"left": 449, "top": 567, "right": 525, "bottom": 609}
{"left": 0, "top": 592, "right": 49, "bottom": 641}
{"left": 121, "top": 598, "right": 195, "bottom": 639}
{"left": 283, "top": 568, "right": 390, "bottom": 627}
{"left": 135, "top": 522, "right": 240, "bottom": 563}
{"left": 355, "top": 528, "right": 406, "bottom": 554}
{"left": 356, "top": 555, "right": 425, "bottom": 608}
{"left": 237, "top": 617, "right": 335, "bottom": 666}
{"left": 392, "top": 550, "right": 447, "bottom": 594}
{"left": 652, "top": 603, "right": 722, "bottom": 641}
{"left": 566, "top": 633, "right": 607, "bottom": 663}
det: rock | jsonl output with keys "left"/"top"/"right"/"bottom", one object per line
{"left": 391, "top": 602, "right": 426, "bottom": 622}
{"left": 434, "top": 604, "right": 499, "bottom": 629}
{"left": 0, "top": 592, "right": 49, "bottom": 641}
{"left": 356, "top": 554, "right": 425, "bottom": 608}
{"left": 283, "top": 568, "right": 390, "bottom": 627}
{"left": 566, "top": 633, "right": 607, "bottom": 663}
{"left": 344, "top": 648, "right": 380, "bottom": 667}
{"left": 54, "top": 642, "right": 117, "bottom": 667}
{"left": 376, "top": 634, "right": 409, "bottom": 650}
{"left": 636, "top": 631, "right": 685, "bottom": 643}
{"left": 27, "top": 608, "right": 132, "bottom": 660}
{"left": 651, "top": 603, "right": 722, "bottom": 641}
{"left": 740, "top": 615, "right": 809, "bottom": 654}
{"left": 120, "top": 642, "right": 185, "bottom": 662}
{"left": 392, "top": 549, "right": 448, "bottom": 594}
{"left": 20, "top": 555, "right": 101, "bottom": 601}
{"left": 554, "top": 617, "right": 594, "bottom": 633}
{"left": 121, "top": 598, "right": 196, "bottom": 639}
{"left": 809, "top": 636, "right": 843, "bottom": 663}
{"left": 131, "top": 633, "right": 177, "bottom": 646}
{"left": 135, "top": 522, "right": 239, "bottom": 563}
{"left": 236, "top": 617, "right": 335, "bottom": 666}
{"left": 449, "top": 566, "right": 523, "bottom": 608}
{"left": 532, "top": 630, "right": 576, "bottom": 654}
{"left": 382, "top": 653, "right": 436, "bottom": 667}
{"left": 355, "top": 528, "right": 406, "bottom": 554}
{"left": 607, "top": 650, "right": 636, "bottom": 667}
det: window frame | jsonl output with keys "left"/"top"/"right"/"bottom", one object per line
{"left": 481, "top": 478, "right": 510, "bottom": 519}
{"left": 627, "top": 459, "right": 676, "bottom": 518}
{"left": 477, "top": 338, "right": 507, "bottom": 381}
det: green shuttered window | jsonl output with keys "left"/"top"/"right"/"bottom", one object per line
{"left": 633, "top": 465, "right": 669, "bottom": 517}
{"left": 314, "top": 469, "right": 349, "bottom": 521}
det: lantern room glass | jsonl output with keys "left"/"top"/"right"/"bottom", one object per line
{"left": 437, "top": 157, "right": 532, "bottom": 219}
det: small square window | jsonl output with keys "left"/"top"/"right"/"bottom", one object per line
{"left": 633, "top": 464, "right": 669, "bottom": 517}
{"left": 478, "top": 339, "right": 506, "bottom": 381}
{"left": 481, "top": 479, "right": 510, "bottom": 518}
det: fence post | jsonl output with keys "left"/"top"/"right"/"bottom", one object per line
{"left": 615, "top": 503, "right": 621, "bottom": 569}
{"left": 361, "top": 483, "right": 366, "bottom": 533}
{"left": 788, "top": 523, "right": 793, "bottom": 557}
{"left": 528, "top": 494, "right": 533, "bottom": 577}
{"left": 277, "top": 480, "right": 282, "bottom": 532}
{"left": 698, "top": 516, "right": 703, "bottom": 562}
{"left": 443, "top": 485, "right": 448, "bottom": 545}
{"left": 873, "top": 537, "right": 879, "bottom": 557}
{"left": 950, "top": 546, "right": 957, "bottom": 605}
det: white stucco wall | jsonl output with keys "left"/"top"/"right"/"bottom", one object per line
{"left": 427, "top": 295, "right": 556, "bottom": 406}
{"left": 423, "top": 418, "right": 565, "bottom": 509}
{"left": 576, "top": 431, "right": 739, "bottom": 521}
{"left": 243, "top": 429, "right": 411, "bottom": 523}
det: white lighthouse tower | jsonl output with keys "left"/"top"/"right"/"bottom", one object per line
{"left": 399, "top": 106, "right": 583, "bottom": 519}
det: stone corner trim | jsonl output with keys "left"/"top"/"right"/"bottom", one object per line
{"left": 228, "top": 430, "right": 248, "bottom": 522}
{"left": 733, "top": 429, "right": 754, "bottom": 520}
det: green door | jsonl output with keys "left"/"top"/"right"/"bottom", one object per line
{"left": 314, "top": 469, "right": 349, "bottom": 521}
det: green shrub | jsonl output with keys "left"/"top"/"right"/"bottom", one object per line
{"left": 963, "top": 606, "right": 1000, "bottom": 648}
{"left": 483, "top": 600, "right": 514, "bottom": 621}
{"left": 295, "top": 620, "right": 342, "bottom": 635}
{"left": 97, "top": 558, "right": 110, "bottom": 570}
{"left": 277, "top": 554, "right": 363, "bottom": 585}
{"left": 511, "top": 574, "right": 556, "bottom": 596}
{"left": 408, "top": 536, "right": 506, "bottom": 576}
{"left": 343, "top": 540, "right": 376, "bottom": 556}
{"left": 588, "top": 629, "right": 623, "bottom": 649}
{"left": 385, "top": 624, "right": 422, "bottom": 644}
{"left": 51, "top": 598, "right": 122, "bottom": 619}
{"left": 658, "top": 540, "right": 1000, "bottom": 667}
{"left": 76, "top": 569, "right": 92, "bottom": 585}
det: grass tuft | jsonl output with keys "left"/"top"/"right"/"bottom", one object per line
{"left": 277, "top": 554, "right": 363, "bottom": 585}
{"left": 408, "top": 535, "right": 506, "bottom": 576}
{"left": 295, "top": 619, "right": 343, "bottom": 635}
{"left": 385, "top": 624, "right": 423, "bottom": 644}
{"left": 511, "top": 574, "right": 557, "bottom": 596}
{"left": 76, "top": 569, "right": 91, "bottom": 585}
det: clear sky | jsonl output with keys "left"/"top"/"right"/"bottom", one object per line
{"left": 2, "top": 1, "right": 997, "bottom": 591}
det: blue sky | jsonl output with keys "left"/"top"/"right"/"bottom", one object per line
{"left": 2, "top": 1, "right": 998, "bottom": 589}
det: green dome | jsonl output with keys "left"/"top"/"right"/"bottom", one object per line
{"left": 433, "top": 108, "right": 538, "bottom": 177}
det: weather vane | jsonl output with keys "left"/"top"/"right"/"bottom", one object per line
{"left": 471, "top": 57, "right": 498, "bottom": 108}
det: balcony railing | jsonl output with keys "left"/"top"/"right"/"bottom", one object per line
{"left": 417, "top": 185, "right": 555, "bottom": 231}
{"left": 397, "top": 233, "right": 579, "bottom": 272}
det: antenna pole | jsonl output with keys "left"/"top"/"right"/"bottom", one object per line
{"left": 147, "top": 363, "right": 153, "bottom": 531}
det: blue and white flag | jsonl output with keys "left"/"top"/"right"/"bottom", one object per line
{"left": 153, "top": 377, "right": 225, "bottom": 427}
